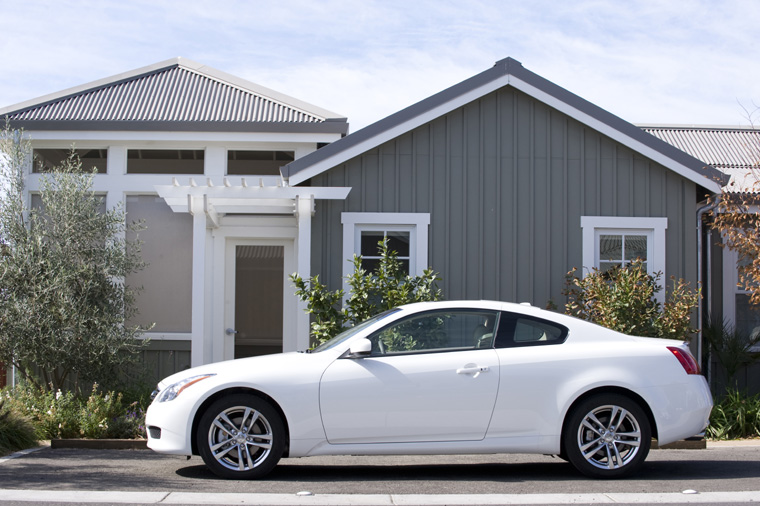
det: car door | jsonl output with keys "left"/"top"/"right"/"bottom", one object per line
{"left": 319, "top": 309, "right": 500, "bottom": 444}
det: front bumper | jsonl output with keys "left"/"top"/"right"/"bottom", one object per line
{"left": 145, "top": 396, "right": 196, "bottom": 455}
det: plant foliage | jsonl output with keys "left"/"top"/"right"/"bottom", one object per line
{"left": 0, "top": 398, "right": 38, "bottom": 456}
{"left": 707, "top": 387, "right": 760, "bottom": 440}
{"left": 0, "top": 125, "right": 150, "bottom": 392}
{"left": 564, "top": 260, "right": 700, "bottom": 340}
{"left": 702, "top": 316, "right": 760, "bottom": 388}
{"left": 2, "top": 382, "right": 147, "bottom": 440}
{"left": 291, "top": 238, "right": 442, "bottom": 345}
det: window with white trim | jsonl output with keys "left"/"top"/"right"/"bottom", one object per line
{"left": 581, "top": 217, "right": 668, "bottom": 300}
{"left": 723, "top": 249, "right": 760, "bottom": 343}
{"left": 341, "top": 213, "right": 430, "bottom": 279}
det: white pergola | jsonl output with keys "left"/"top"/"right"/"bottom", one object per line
{"left": 156, "top": 177, "right": 350, "bottom": 365}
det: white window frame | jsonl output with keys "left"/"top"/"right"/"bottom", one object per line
{"left": 581, "top": 216, "right": 668, "bottom": 302}
{"left": 341, "top": 212, "right": 430, "bottom": 292}
{"left": 722, "top": 247, "right": 760, "bottom": 349}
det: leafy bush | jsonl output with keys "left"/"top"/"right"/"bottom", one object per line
{"left": 0, "top": 399, "right": 38, "bottom": 456}
{"left": 564, "top": 260, "right": 699, "bottom": 340}
{"left": 708, "top": 388, "right": 760, "bottom": 440}
{"left": 292, "top": 238, "right": 442, "bottom": 344}
{"left": 2, "top": 382, "right": 147, "bottom": 439}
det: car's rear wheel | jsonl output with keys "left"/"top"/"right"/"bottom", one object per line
{"left": 197, "top": 394, "right": 285, "bottom": 479}
{"left": 563, "top": 393, "right": 651, "bottom": 479}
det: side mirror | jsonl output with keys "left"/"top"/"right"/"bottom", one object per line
{"left": 345, "top": 338, "right": 372, "bottom": 358}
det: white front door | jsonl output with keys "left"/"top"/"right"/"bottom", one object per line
{"left": 224, "top": 239, "right": 295, "bottom": 360}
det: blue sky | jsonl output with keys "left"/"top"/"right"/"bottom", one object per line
{"left": 1, "top": 0, "right": 758, "bottom": 132}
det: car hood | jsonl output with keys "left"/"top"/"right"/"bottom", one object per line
{"left": 156, "top": 351, "right": 311, "bottom": 390}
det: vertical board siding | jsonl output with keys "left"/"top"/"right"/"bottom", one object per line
{"left": 139, "top": 340, "right": 191, "bottom": 386}
{"left": 311, "top": 88, "right": 699, "bottom": 307}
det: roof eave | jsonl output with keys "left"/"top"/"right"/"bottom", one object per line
{"left": 283, "top": 57, "right": 724, "bottom": 193}
{"left": 3, "top": 119, "right": 349, "bottom": 135}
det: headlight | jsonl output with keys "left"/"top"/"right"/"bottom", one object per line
{"left": 156, "top": 374, "right": 216, "bottom": 403}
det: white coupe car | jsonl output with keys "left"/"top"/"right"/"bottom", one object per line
{"left": 145, "top": 300, "right": 712, "bottom": 479}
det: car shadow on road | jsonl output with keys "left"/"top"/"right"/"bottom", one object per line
{"left": 174, "top": 457, "right": 760, "bottom": 484}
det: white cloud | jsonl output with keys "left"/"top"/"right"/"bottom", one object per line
{"left": 1, "top": 0, "right": 758, "bottom": 130}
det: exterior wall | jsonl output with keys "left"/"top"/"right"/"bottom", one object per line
{"left": 138, "top": 340, "right": 191, "bottom": 387}
{"left": 310, "top": 87, "right": 699, "bottom": 309}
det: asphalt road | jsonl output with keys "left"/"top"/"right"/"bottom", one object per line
{"left": 0, "top": 442, "right": 758, "bottom": 504}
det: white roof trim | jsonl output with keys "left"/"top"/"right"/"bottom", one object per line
{"left": 507, "top": 76, "right": 723, "bottom": 194}
{"left": 287, "top": 75, "right": 512, "bottom": 185}
{"left": 289, "top": 71, "right": 722, "bottom": 193}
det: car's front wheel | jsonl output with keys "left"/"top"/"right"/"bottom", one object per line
{"left": 197, "top": 393, "right": 285, "bottom": 479}
{"left": 563, "top": 393, "right": 651, "bottom": 479}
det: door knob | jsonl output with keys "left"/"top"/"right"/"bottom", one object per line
{"left": 225, "top": 328, "right": 238, "bottom": 335}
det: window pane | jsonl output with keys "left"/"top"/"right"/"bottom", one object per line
{"left": 387, "top": 231, "right": 410, "bottom": 257}
{"left": 33, "top": 148, "right": 107, "bottom": 173}
{"left": 599, "top": 235, "right": 622, "bottom": 261}
{"left": 127, "top": 149, "right": 204, "bottom": 174}
{"left": 369, "top": 311, "right": 497, "bottom": 355}
{"left": 513, "top": 318, "right": 564, "bottom": 343}
{"left": 361, "top": 258, "right": 380, "bottom": 273}
{"left": 227, "top": 150, "right": 294, "bottom": 175}
{"left": 624, "top": 235, "right": 648, "bottom": 261}
{"left": 126, "top": 196, "right": 193, "bottom": 332}
{"left": 600, "top": 261, "right": 621, "bottom": 273}
{"left": 736, "top": 294, "right": 760, "bottom": 339}
{"left": 360, "top": 232, "right": 385, "bottom": 256}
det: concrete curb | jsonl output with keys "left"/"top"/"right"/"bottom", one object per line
{"left": 653, "top": 438, "right": 706, "bottom": 450}
{"left": 50, "top": 439, "right": 148, "bottom": 450}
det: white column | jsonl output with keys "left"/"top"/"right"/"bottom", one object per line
{"left": 295, "top": 195, "right": 314, "bottom": 351}
{"left": 190, "top": 196, "right": 208, "bottom": 367}
{"left": 205, "top": 146, "right": 226, "bottom": 178}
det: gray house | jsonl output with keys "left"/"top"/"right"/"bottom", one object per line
{"left": 4, "top": 56, "right": 756, "bottom": 391}
{"left": 283, "top": 57, "right": 725, "bottom": 364}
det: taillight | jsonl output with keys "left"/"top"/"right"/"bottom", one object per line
{"left": 667, "top": 346, "right": 701, "bottom": 375}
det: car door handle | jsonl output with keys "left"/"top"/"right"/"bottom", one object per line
{"left": 456, "top": 365, "right": 489, "bottom": 378}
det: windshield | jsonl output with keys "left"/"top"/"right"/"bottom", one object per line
{"left": 310, "top": 309, "right": 401, "bottom": 353}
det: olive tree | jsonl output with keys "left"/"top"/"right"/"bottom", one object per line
{"left": 0, "top": 125, "right": 150, "bottom": 392}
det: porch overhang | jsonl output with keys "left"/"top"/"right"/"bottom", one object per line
{"left": 156, "top": 177, "right": 351, "bottom": 222}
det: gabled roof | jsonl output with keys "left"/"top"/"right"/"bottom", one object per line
{"left": 641, "top": 125, "right": 759, "bottom": 193}
{"left": 282, "top": 57, "right": 726, "bottom": 193}
{"left": 0, "top": 58, "right": 348, "bottom": 134}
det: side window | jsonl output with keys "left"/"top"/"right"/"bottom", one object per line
{"left": 368, "top": 310, "right": 498, "bottom": 356}
{"left": 496, "top": 313, "right": 568, "bottom": 348}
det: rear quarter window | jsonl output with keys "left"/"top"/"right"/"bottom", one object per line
{"left": 495, "top": 313, "right": 568, "bottom": 348}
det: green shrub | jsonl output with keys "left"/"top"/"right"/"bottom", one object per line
{"left": 708, "top": 388, "right": 760, "bottom": 440}
{"left": 292, "top": 238, "right": 442, "bottom": 345}
{"left": 2, "top": 382, "right": 147, "bottom": 439}
{"left": 0, "top": 399, "right": 38, "bottom": 456}
{"left": 564, "top": 260, "right": 699, "bottom": 340}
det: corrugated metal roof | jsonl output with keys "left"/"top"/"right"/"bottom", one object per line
{"left": 641, "top": 126, "right": 759, "bottom": 193}
{"left": 1, "top": 58, "right": 348, "bottom": 133}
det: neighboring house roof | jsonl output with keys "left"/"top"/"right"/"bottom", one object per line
{"left": 282, "top": 57, "right": 726, "bottom": 193}
{"left": 0, "top": 58, "right": 348, "bottom": 134}
{"left": 641, "top": 125, "right": 759, "bottom": 193}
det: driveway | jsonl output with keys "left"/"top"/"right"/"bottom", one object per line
{"left": 0, "top": 441, "right": 759, "bottom": 504}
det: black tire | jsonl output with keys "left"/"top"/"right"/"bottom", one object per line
{"left": 563, "top": 393, "right": 651, "bottom": 479}
{"left": 196, "top": 394, "right": 285, "bottom": 479}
